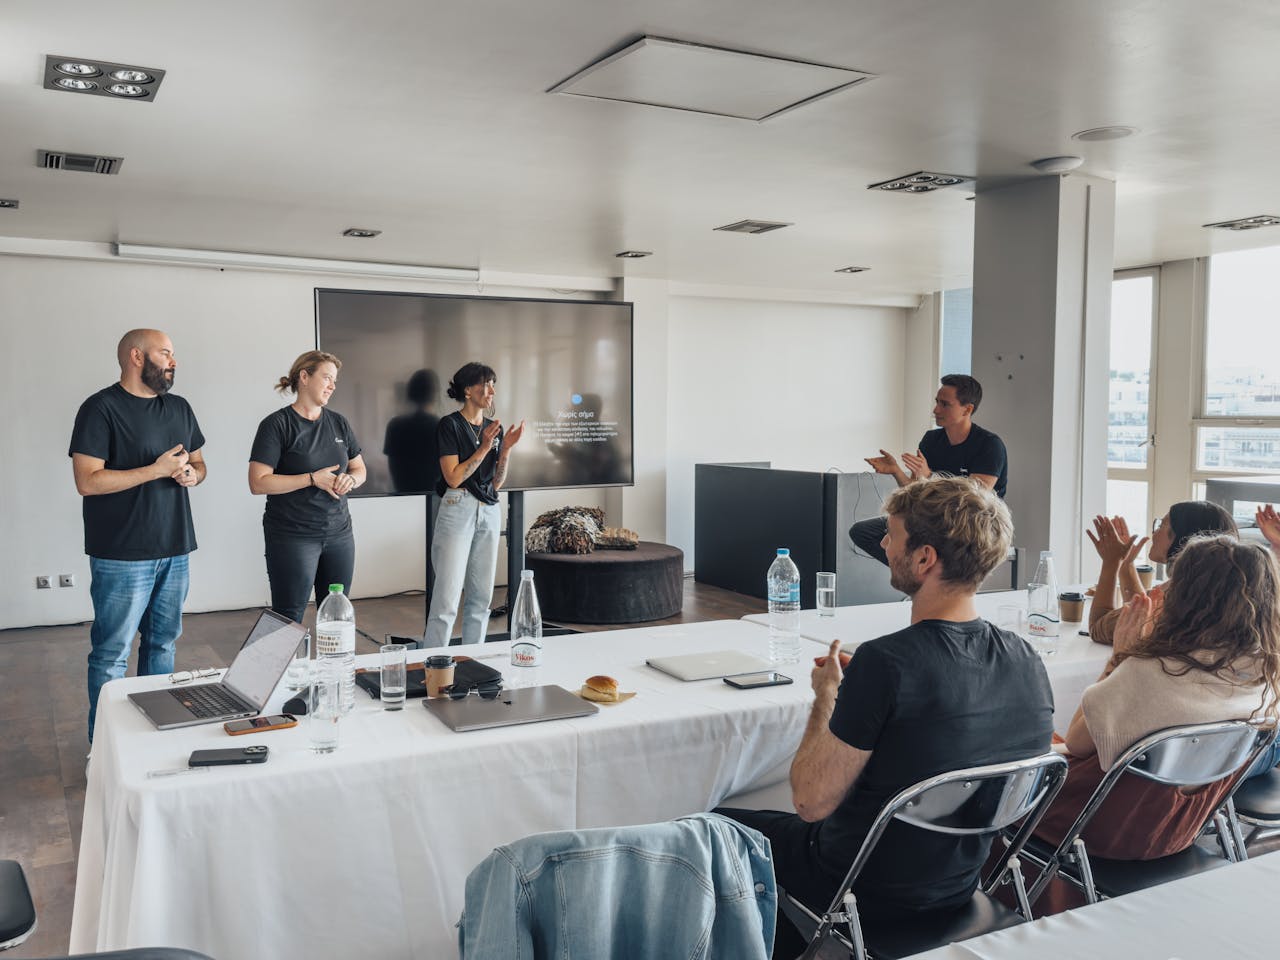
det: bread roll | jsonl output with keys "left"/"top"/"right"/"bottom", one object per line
{"left": 581, "top": 675, "right": 619, "bottom": 702}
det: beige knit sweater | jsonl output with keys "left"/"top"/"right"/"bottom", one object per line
{"left": 1081, "top": 654, "right": 1269, "bottom": 769}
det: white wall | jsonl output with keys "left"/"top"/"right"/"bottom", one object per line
{"left": 664, "top": 295, "right": 908, "bottom": 568}
{"left": 0, "top": 253, "right": 603, "bottom": 629}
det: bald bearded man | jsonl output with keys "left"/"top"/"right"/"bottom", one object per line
{"left": 69, "top": 329, "right": 207, "bottom": 741}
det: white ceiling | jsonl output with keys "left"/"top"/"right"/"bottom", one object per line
{"left": 4, "top": 0, "right": 1280, "bottom": 301}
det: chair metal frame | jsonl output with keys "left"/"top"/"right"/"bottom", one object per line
{"left": 1022, "top": 719, "right": 1274, "bottom": 906}
{"left": 785, "top": 751, "right": 1069, "bottom": 960}
{"left": 1230, "top": 767, "right": 1280, "bottom": 850}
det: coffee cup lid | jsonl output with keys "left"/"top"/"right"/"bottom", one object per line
{"left": 426, "top": 655, "right": 454, "bottom": 668}
{"left": 1059, "top": 591, "right": 1084, "bottom": 601}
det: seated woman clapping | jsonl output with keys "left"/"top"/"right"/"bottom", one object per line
{"left": 1086, "top": 501, "right": 1237, "bottom": 647}
{"left": 1034, "top": 535, "right": 1280, "bottom": 861}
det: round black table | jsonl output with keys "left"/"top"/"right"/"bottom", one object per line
{"left": 524, "top": 541, "right": 684, "bottom": 624}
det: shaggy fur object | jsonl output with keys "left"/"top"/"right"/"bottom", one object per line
{"left": 526, "top": 506, "right": 606, "bottom": 555}
{"left": 596, "top": 526, "right": 639, "bottom": 550}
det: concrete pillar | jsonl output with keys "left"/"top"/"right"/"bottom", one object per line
{"left": 971, "top": 175, "right": 1114, "bottom": 583}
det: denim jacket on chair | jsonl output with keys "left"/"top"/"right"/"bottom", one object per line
{"left": 458, "top": 813, "right": 776, "bottom": 959}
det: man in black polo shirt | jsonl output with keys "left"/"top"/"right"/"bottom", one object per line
{"left": 851, "top": 374, "right": 1007, "bottom": 565}
{"left": 69, "top": 329, "right": 206, "bottom": 741}
{"left": 719, "top": 478, "right": 1052, "bottom": 957}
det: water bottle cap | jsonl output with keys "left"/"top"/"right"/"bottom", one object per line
{"left": 521, "top": 570, "right": 534, "bottom": 580}
{"left": 777, "top": 548, "right": 790, "bottom": 556}
{"left": 328, "top": 583, "right": 344, "bottom": 593}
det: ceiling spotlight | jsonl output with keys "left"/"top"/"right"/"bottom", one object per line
{"left": 1030, "top": 155, "right": 1084, "bottom": 174}
{"left": 1071, "top": 125, "right": 1137, "bottom": 142}
{"left": 868, "top": 170, "right": 973, "bottom": 194}
{"left": 107, "top": 83, "right": 148, "bottom": 98}
{"left": 615, "top": 250, "right": 653, "bottom": 258}
{"left": 0, "top": 199, "right": 19, "bottom": 209}
{"left": 834, "top": 265, "right": 869, "bottom": 274}
{"left": 342, "top": 228, "right": 382, "bottom": 238}
{"left": 1203, "top": 215, "right": 1280, "bottom": 231}
{"left": 55, "top": 61, "right": 100, "bottom": 77}
{"left": 55, "top": 77, "right": 97, "bottom": 91}
{"left": 109, "top": 69, "right": 153, "bottom": 83}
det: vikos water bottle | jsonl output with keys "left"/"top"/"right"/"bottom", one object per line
{"left": 510, "top": 570, "right": 543, "bottom": 671}
{"left": 767, "top": 548, "right": 802, "bottom": 663}
{"left": 1026, "top": 551, "right": 1060, "bottom": 650}
{"left": 315, "top": 583, "right": 356, "bottom": 714}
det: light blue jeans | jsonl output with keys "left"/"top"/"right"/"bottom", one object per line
{"left": 87, "top": 554, "right": 190, "bottom": 740}
{"left": 426, "top": 489, "right": 501, "bottom": 647}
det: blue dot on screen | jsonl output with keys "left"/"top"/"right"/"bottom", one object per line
{"left": 571, "top": 394, "right": 583, "bottom": 404}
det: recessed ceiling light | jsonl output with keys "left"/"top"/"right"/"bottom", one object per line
{"left": 615, "top": 250, "right": 652, "bottom": 258}
{"left": 1203, "top": 215, "right": 1280, "bottom": 231}
{"left": 55, "top": 61, "right": 101, "bottom": 77}
{"left": 342, "top": 228, "right": 382, "bottom": 238}
{"left": 835, "top": 265, "right": 869, "bottom": 273}
{"left": 868, "top": 170, "right": 973, "bottom": 194}
{"left": 0, "top": 199, "right": 19, "bottom": 209}
{"left": 44, "top": 55, "right": 165, "bottom": 101}
{"left": 1071, "top": 125, "right": 1137, "bottom": 142}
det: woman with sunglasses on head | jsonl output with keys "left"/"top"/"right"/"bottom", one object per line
{"left": 425, "top": 362, "right": 525, "bottom": 647}
{"left": 1086, "top": 500, "right": 1237, "bottom": 647}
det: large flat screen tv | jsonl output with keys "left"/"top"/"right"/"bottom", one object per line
{"left": 315, "top": 289, "right": 633, "bottom": 496}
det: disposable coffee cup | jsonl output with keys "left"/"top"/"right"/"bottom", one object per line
{"left": 1058, "top": 591, "right": 1085, "bottom": 623}
{"left": 425, "top": 655, "right": 455, "bottom": 698}
{"left": 1135, "top": 564, "right": 1155, "bottom": 591}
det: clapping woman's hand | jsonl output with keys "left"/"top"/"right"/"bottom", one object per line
{"left": 1086, "top": 515, "right": 1146, "bottom": 565}
{"left": 1257, "top": 504, "right": 1280, "bottom": 552}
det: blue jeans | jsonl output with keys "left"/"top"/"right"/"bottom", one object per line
{"left": 87, "top": 555, "right": 189, "bottom": 740}
{"left": 426, "top": 489, "right": 501, "bottom": 647}
{"left": 1246, "top": 732, "right": 1280, "bottom": 779}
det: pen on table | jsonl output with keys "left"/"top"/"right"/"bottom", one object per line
{"left": 146, "top": 766, "right": 211, "bottom": 779}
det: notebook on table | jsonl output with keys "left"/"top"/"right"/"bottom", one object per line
{"left": 645, "top": 649, "right": 772, "bottom": 682}
{"left": 128, "top": 609, "right": 306, "bottom": 730}
{"left": 423, "top": 683, "right": 598, "bottom": 732}
{"left": 354, "top": 656, "right": 502, "bottom": 700}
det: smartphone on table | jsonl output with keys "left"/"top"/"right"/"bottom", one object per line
{"left": 189, "top": 745, "right": 270, "bottom": 767}
{"left": 224, "top": 714, "right": 296, "bottom": 735}
{"left": 724, "top": 672, "right": 794, "bottom": 689}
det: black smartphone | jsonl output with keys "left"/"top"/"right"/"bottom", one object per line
{"left": 224, "top": 714, "right": 296, "bottom": 735}
{"left": 724, "top": 672, "right": 794, "bottom": 689}
{"left": 188, "top": 745, "right": 270, "bottom": 767}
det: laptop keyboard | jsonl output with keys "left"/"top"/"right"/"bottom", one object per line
{"left": 168, "top": 684, "right": 246, "bottom": 718}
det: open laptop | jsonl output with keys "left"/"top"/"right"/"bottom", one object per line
{"left": 128, "top": 609, "right": 307, "bottom": 730}
{"left": 423, "top": 683, "right": 598, "bottom": 732}
{"left": 646, "top": 649, "right": 772, "bottom": 682}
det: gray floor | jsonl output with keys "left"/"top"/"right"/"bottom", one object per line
{"left": 0, "top": 580, "right": 763, "bottom": 958}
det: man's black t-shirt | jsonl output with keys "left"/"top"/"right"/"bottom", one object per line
{"left": 435, "top": 412, "right": 504, "bottom": 504}
{"left": 249, "top": 407, "right": 362, "bottom": 538}
{"left": 68, "top": 384, "right": 205, "bottom": 560}
{"left": 821, "top": 619, "right": 1053, "bottom": 911}
{"left": 918, "top": 424, "right": 1008, "bottom": 498}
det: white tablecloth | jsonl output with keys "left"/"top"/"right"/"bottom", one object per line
{"left": 70, "top": 618, "right": 811, "bottom": 959}
{"left": 744, "top": 591, "right": 1112, "bottom": 732}
{"left": 909, "top": 849, "right": 1280, "bottom": 960}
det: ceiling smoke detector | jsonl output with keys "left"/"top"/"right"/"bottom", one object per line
{"left": 1030, "top": 156, "right": 1083, "bottom": 174}
{"left": 43, "top": 55, "right": 165, "bottom": 101}
{"left": 713, "top": 219, "right": 793, "bottom": 235}
{"left": 1203, "top": 215, "right": 1280, "bottom": 231}
{"left": 342, "top": 228, "right": 382, "bottom": 238}
{"left": 867, "top": 171, "right": 973, "bottom": 194}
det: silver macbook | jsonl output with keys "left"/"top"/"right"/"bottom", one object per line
{"left": 424, "top": 684, "right": 598, "bottom": 732}
{"left": 128, "top": 609, "right": 307, "bottom": 730}
{"left": 646, "top": 649, "right": 772, "bottom": 682}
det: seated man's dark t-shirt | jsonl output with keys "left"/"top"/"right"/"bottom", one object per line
{"left": 819, "top": 619, "right": 1053, "bottom": 912}
{"left": 918, "top": 424, "right": 1008, "bottom": 498}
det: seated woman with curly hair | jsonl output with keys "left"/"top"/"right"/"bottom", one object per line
{"left": 1034, "top": 535, "right": 1280, "bottom": 864}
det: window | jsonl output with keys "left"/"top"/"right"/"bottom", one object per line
{"left": 1108, "top": 276, "right": 1154, "bottom": 468}
{"left": 940, "top": 288, "right": 972, "bottom": 375}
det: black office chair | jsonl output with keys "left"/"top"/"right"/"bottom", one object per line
{"left": 782, "top": 752, "right": 1069, "bottom": 960}
{"left": 0, "top": 859, "right": 214, "bottom": 959}
{"left": 1225, "top": 765, "right": 1280, "bottom": 854}
{"left": 1021, "top": 719, "right": 1274, "bottom": 906}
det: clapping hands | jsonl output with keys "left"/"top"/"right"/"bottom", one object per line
{"left": 1257, "top": 505, "right": 1280, "bottom": 552}
{"left": 1086, "top": 515, "right": 1147, "bottom": 566}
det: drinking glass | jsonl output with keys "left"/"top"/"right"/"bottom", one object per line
{"left": 380, "top": 643, "right": 407, "bottom": 711}
{"left": 816, "top": 572, "right": 837, "bottom": 618}
{"left": 284, "top": 629, "right": 311, "bottom": 692}
{"left": 309, "top": 660, "right": 341, "bottom": 754}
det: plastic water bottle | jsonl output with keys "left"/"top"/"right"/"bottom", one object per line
{"left": 315, "top": 584, "right": 356, "bottom": 714}
{"left": 1026, "top": 551, "right": 1060, "bottom": 653}
{"left": 510, "top": 570, "right": 543, "bottom": 686}
{"left": 767, "top": 548, "right": 802, "bottom": 663}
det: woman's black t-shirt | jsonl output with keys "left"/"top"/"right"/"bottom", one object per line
{"left": 435, "top": 411, "right": 504, "bottom": 504}
{"left": 250, "top": 406, "right": 361, "bottom": 538}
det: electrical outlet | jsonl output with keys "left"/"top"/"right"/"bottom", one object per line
{"left": 59, "top": 574, "right": 76, "bottom": 588}
{"left": 35, "top": 575, "right": 52, "bottom": 589}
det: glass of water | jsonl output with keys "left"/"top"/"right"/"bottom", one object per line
{"left": 380, "top": 643, "right": 407, "bottom": 710}
{"left": 284, "top": 629, "right": 311, "bottom": 692}
{"left": 816, "top": 572, "right": 837, "bottom": 618}
{"left": 309, "top": 660, "right": 341, "bottom": 754}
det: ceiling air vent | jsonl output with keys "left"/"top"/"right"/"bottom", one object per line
{"left": 37, "top": 150, "right": 123, "bottom": 175}
{"left": 714, "top": 219, "right": 792, "bottom": 235}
